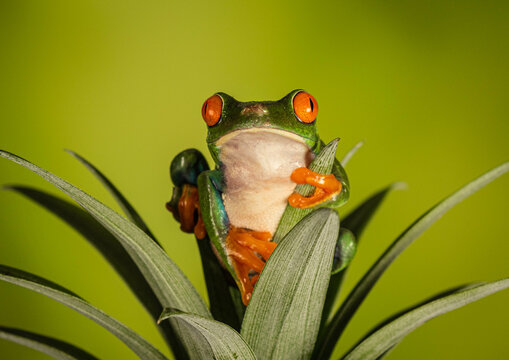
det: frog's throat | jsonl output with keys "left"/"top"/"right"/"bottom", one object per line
{"left": 218, "top": 129, "right": 314, "bottom": 234}
{"left": 214, "top": 128, "right": 312, "bottom": 147}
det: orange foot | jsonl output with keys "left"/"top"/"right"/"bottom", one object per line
{"left": 288, "top": 167, "right": 342, "bottom": 209}
{"left": 166, "top": 184, "right": 206, "bottom": 239}
{"left": 226, "top": 227, "right": 276, "bottom": 305}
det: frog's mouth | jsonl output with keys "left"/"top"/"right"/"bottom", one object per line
{"left": 215, "top": 127, "right": 311, "bottom": 147}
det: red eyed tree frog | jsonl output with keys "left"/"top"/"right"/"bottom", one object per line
{"left": 166, "top": 90, "right": 349, "bottom": 305}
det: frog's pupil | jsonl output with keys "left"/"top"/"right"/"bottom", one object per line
{"left": 204, "top": 102, "right": 208, "bottom": 114}
{"left": 309, "top": 98, "right": 314, "bottom": 112}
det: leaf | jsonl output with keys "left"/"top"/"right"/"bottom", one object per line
{"left": 65, "top": 150, "right": 157, "bottom": 242}
{"left": 357, "top": 283, "right": 480, "bottom": 341}
{"left": 319, "top": 183, "right": 404, "bottom": 336}
{"left": 241, "top": 208, "right": 340, "bottom": 360}
{"left": 196, "top": 237, "right": 243, "bottom": 331}
{"left": 342, "top": 182, "right": 407, "bottom": 239}
{"left": 4, "top": 186, "right": 187, "bottom": 359}
{"left": 273, "top": 139, "right": 339, "bottom": 243}
{"left": 0, "top": 265, "right": 166, "bottom": 360}
{"left": 315, "top": 161, "right": 509, "bottom": 360}
{"left": 341, "top": 279, "right": 509, "bottom": 360}
{"left": 0, "top": 326, "right": 99, "bottom": 360}
{"left": 340, "top": 140, "right": 364, "bottom": 167}
{"left": 0, "top": 150, "right": 210, "bottom": 319}
{"left": 158, "top": 311, "right": 256, "bottom": 360}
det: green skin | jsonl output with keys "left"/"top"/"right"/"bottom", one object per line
{"left": 169, "top": 89, "right": 350, "bottom": 289}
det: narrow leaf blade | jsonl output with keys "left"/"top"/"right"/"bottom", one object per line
{"left": 0, "top": 265, "right": 166, "bottom": 360}
{"left": 0, "top": 150, "right": 210, "bottom": 318}
{"left": 317, "top": 162, "right": 509, "bottom": 360}
{"left": 5, "top": 186, "right": 187, "bottom": 359}
{"left": 241, "top": 208, "right": 340, "bottom": 360}
{"left": 342, "top": 182, "right": 406, "bottom": 239}
{"left": 5, "top": 186, "right": 160, "bottom": 314}
{"left": 340, "top": 140, "right": 364, "bottom": 167}
{"left": 342, "top": 279, "right": 509, "bottom": 360}
{"left": 320, "top": 183, "right": 405, "bottom": 329}
{"left": 0, "top": 326, "right": 99, "bottom": 360}
{"left": 159, "top": 311, "right": 256, "bottom": 360}
{"left": 196, "top": 237, "right": 243, "bottom": 330}
{"left": 351, "top": 283, "right": 479, "bottom": 348}
{"left": 65, "top": 150, "right": 157, "bottom": 242}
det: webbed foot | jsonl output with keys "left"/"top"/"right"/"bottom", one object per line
{"left": 166, "top": 184, "right": 206, "bottom": 239}
{"left": 226, "top": 227, "right": 276, "bottom": 305}
{"left": 288, "top": 167, "right": 342, "bottom": 209}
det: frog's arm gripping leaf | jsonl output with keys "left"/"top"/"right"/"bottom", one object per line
{"left": 273, "top": 139, "right": 349, "bottom": 243}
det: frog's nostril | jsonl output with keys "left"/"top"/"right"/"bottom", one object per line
{"left": 241, "top": 104, "right": 268, "bottom": 116}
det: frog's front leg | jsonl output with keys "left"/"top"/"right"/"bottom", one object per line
{"left": 166, "top": 149, "right": 209, "bottom": 239}
{"left": 197, "top": 170, "right": 276, "bottom": 305}
{"left": 289, "top": 160, "right": 349, "bottom": 210}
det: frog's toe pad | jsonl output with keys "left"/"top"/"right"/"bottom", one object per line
{"left": 289, "top": 167, "right": 342, "bottom": 209}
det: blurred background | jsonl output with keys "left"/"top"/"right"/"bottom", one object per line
{"left": 1, "top": 0, "right": 508, "bottom": 359}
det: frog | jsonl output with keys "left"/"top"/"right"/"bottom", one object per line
{"left": 166, "top": 89, "right": 350, "bottom": 305}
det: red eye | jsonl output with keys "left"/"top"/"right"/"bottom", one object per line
{"left": 293, "top": 91, "right": 318, "bottom": 124}
{"left": 202, "top": 95, "right": 223, "bottom": 126}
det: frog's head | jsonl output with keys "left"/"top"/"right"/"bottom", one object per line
{"left": 202, "top": 89, "right": 320, "bottom": 164}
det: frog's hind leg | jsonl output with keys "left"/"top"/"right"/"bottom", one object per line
{"left": 198, "top": 170, "right": 277, "bottom": 305}
{"left": 226, "top": 227, "right": 276, "bottom": 305}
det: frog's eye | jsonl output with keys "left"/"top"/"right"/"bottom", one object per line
{"left": 293, "top": 91, "right": 318, "bottom": 124}
{"left": 202, "top": 95, "right": 223, "bottom": 126}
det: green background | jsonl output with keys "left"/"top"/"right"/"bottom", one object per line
{"left": 1, "top": 1, "right": 508, "bottom": 359}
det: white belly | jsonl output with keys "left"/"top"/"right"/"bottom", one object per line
{"left": 219, "top": 129, "right": 313, "bottom": 234}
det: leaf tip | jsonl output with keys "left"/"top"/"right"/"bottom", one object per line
{"left": 64, "top": 149, "right": 80, "bottom": 159}
{"left": 391, "top": 182, "right": 408, "bottom": 191}
{"left": 158, "top": 308, "right": 184, "bottom": 324}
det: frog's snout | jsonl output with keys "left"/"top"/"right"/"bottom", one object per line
{"left": 241, "top": 103, "right": 268, "bottom": 116}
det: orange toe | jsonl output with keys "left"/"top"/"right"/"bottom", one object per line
{"left": 289, "top": 167, "right": 342, "bottom": 209}
{"left": 226, "top": 226, "right": 277, "bottom": 305}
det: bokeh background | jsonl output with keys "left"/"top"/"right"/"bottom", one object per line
{"left": 1, "top": 1, "right": 508, "bottom": 359}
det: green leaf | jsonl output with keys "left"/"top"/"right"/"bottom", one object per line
{"left": 273, "top": 139, "right": 339, "bottom": 243}
{"left": 0, "top": 150, "right": 210, "bottom": 319}
{"left": 0, "top": 326, "right": 99, "bottom": 360}
{"left": 4, "top": 186, "right": 187, "bottom": 359}
{"left": 342, "top": 183, "right": 407, "bottom": 239}
{"left": 158, "top": 311, "right": 256, "bottom": 360}
{"left": 363, "top": 283, "right": 480, "bottom": 338}
{"left": 196, "top": 237, "right": 243, "bottom": 331}
{"left": 319, "top": 183, "right": 404, "bottom": 337}
{"left": 241, "top": 208, "right": 340, "bottom": 360}
{"left": 315, "top": 161, "right": 509, "bottom": 360}
{"left": 65, "top": 150, "right": 157, "bottom": 242}
{"left": 340, "top": 140, "right": 364, "bottom": 167}
{"left": 0, "top": 265, "right": 166, "bottom": 360}
{"left": 342, "top": 279, "right": 509, "bottom": 360}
